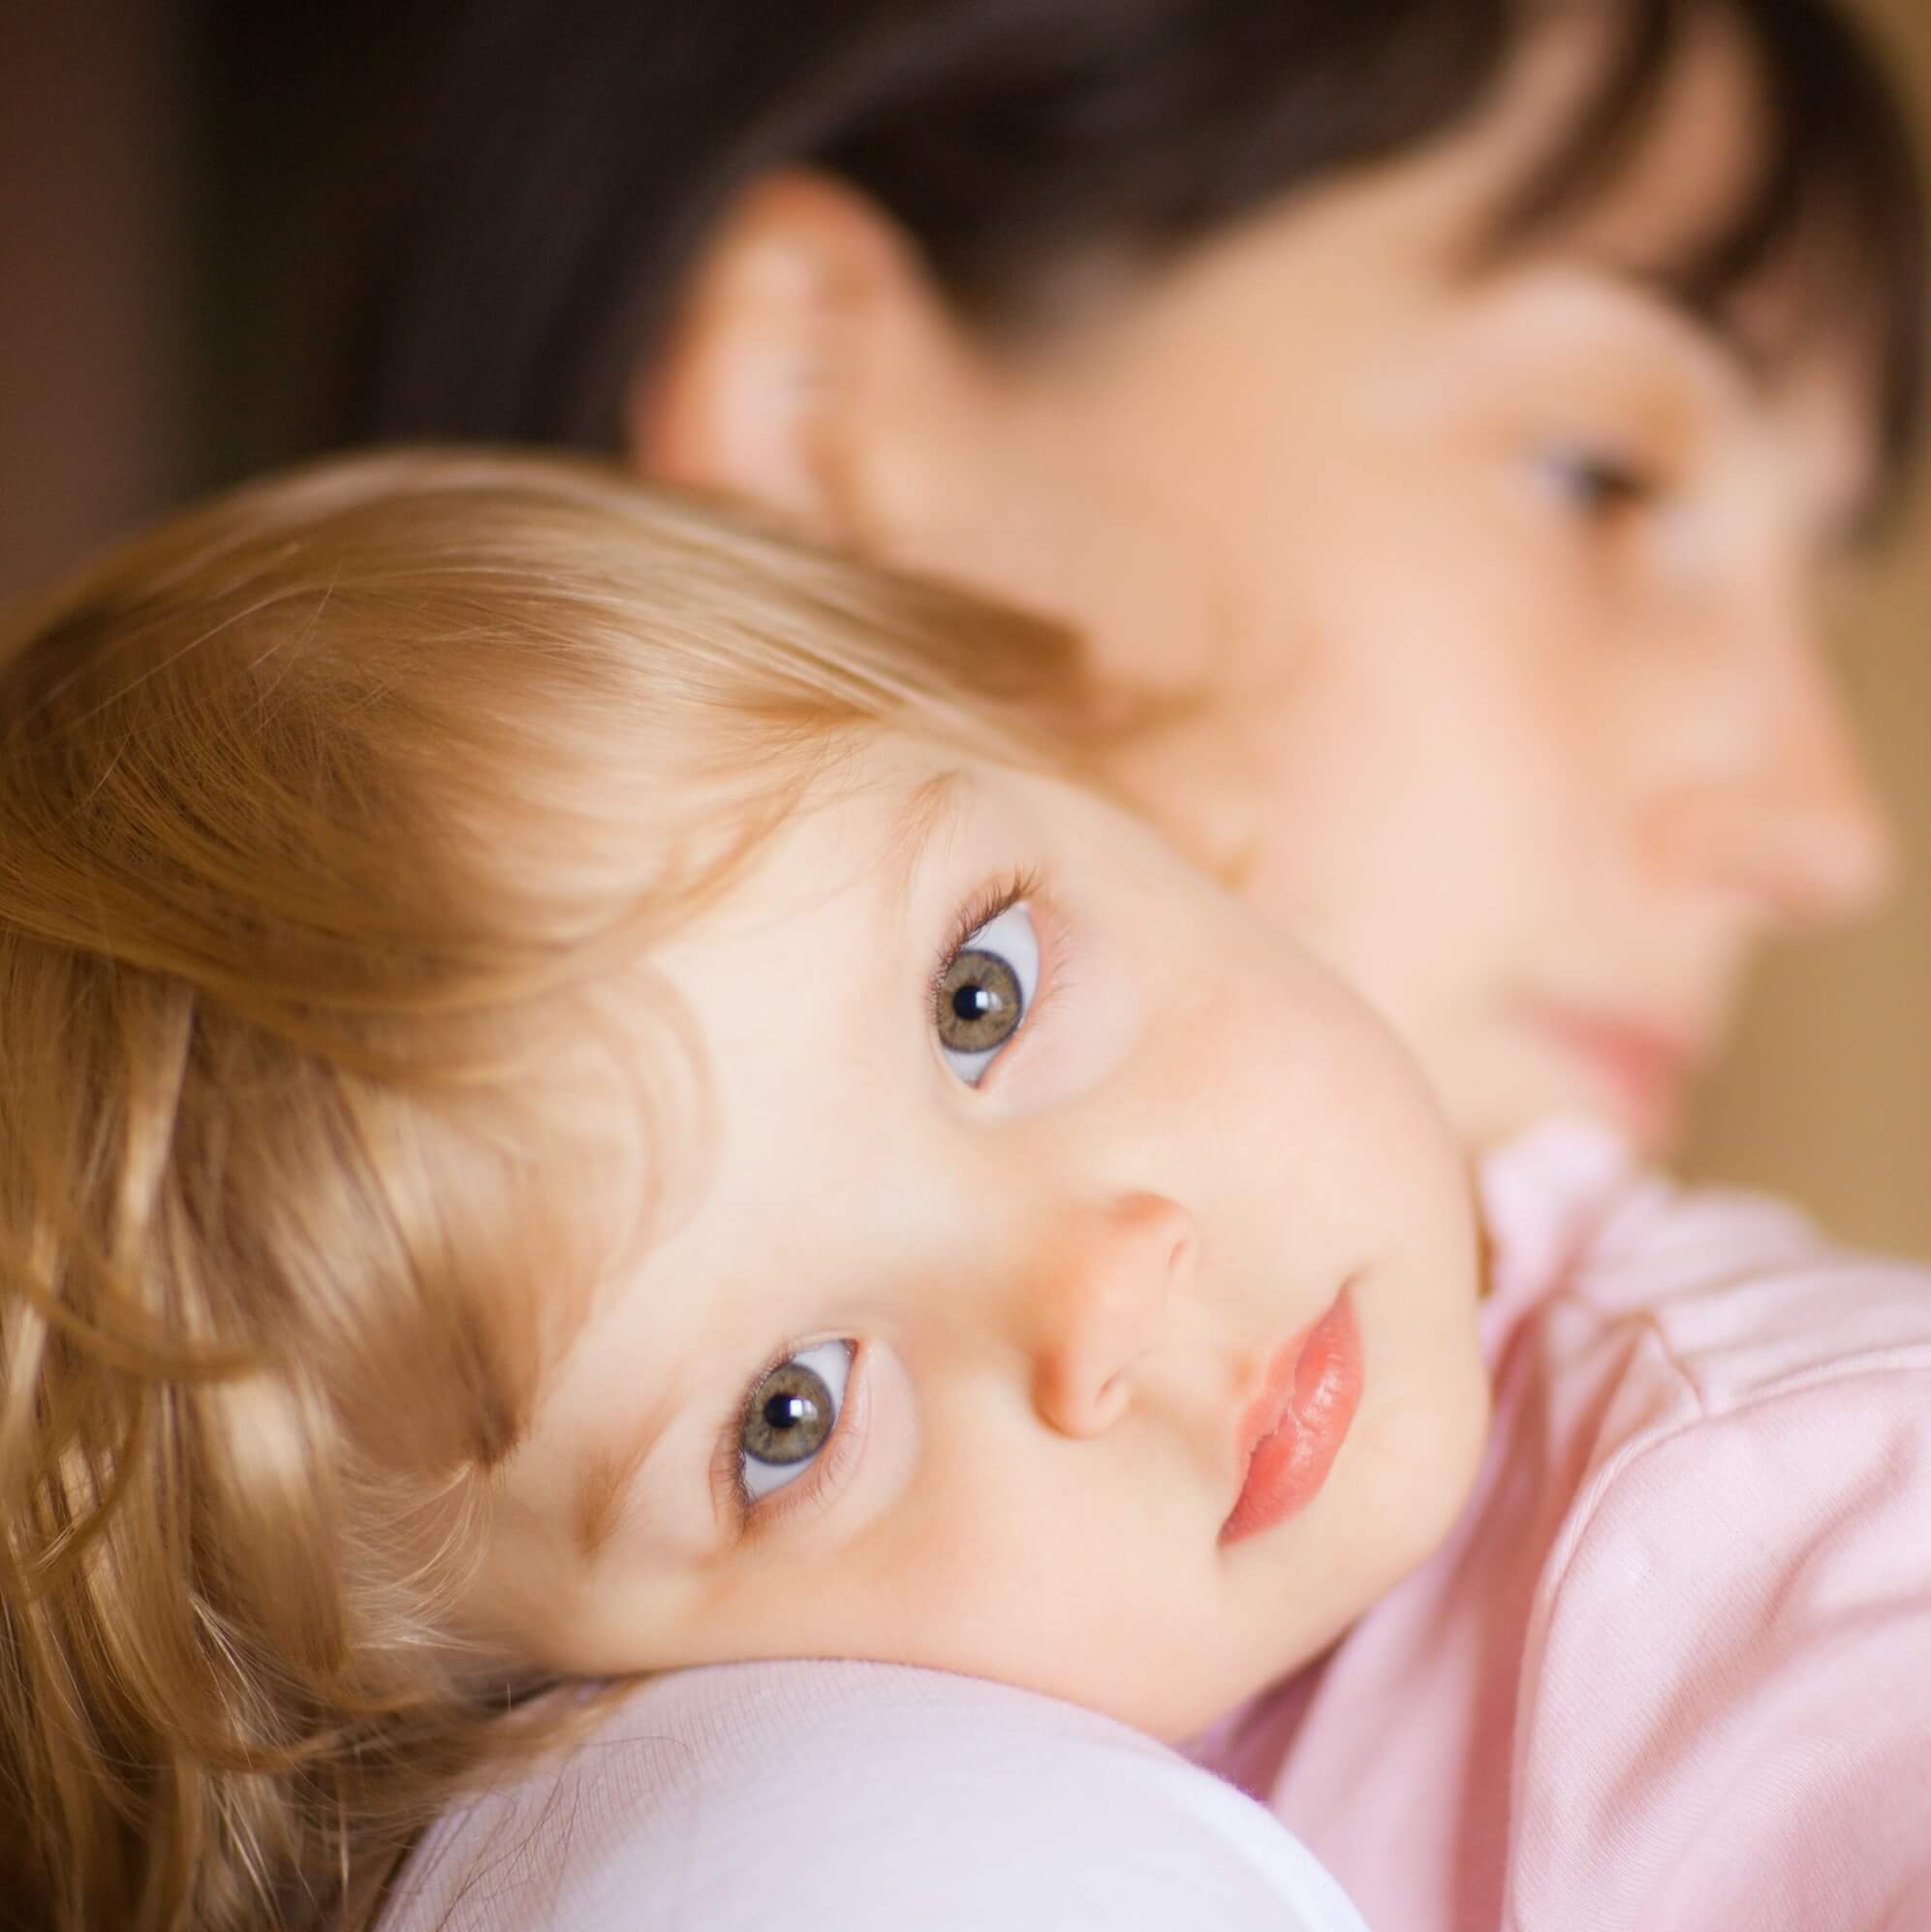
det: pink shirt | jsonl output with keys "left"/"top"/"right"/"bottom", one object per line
{"left": 1202, "top": 1120, "right": 1931, "bottom": 1929}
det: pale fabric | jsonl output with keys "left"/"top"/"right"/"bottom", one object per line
{"left": 382, "top": 1659, "right": 1369, "bottom": 1931}
{"left": 1202, "top": 1119, "right": 1931, "bottom": 1931}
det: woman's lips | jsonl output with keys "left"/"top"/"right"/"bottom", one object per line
{"left": 1221, "top": 1285, "right": 1363, "bottom": 1546}
{"left": 1516, "top": 999, "right": 1707, "bottom": 1147}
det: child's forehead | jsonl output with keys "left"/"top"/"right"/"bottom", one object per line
{"left": 662, "top": 741, "right": 984, "bottom": 942}
{"left": 576, "top": 756, "right": 1013, "bottom": 1313}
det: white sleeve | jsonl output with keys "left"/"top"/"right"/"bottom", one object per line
{"left": 385, "top": 1659, "right": 1369, "bottom": 1932}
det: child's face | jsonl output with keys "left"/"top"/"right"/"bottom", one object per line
{"left": 779, "top": 12, "right": 1901, "bottom": 1158}
{"left": 488, "top": 736, "right": 1489, "bottom": 1740}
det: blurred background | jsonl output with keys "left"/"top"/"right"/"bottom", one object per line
{"left": 4, "top": 0, "right": 1927, "bottom": 1255}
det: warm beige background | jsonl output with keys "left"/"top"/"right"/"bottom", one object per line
{"left": 3, "top": 0, "right": 1928, "bottom": 1254}
{"left": 1682, "top": 0, "right": 1931, "bottom": 1256}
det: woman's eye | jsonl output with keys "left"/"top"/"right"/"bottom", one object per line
{"left": 739, "top": 1339, "right": 853, "bottom": 1502}
{"left": 934, "top": 901, "right": 1040, "bottom": 1085}
{"left": 1534, "top": 442, "right": 1661, "bottom": 518}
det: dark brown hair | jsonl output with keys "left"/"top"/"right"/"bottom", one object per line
{"left": 229, "top": 0, "right": 1925, "bottom": 499}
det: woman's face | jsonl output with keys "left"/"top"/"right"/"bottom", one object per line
{"left": 638, "top": 16, "right": 1900, "bottom": 1158}
{"left": 488, "top": 737, "right": 1488, "bottom": 1741}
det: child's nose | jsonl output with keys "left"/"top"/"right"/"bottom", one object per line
{"left": 1027, "top": 1191, "right": 1198, "bottom": 1439}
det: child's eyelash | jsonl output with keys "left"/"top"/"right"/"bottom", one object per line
{"left": 926, "top": 865, "right": 1043, "bottom": 1017}
{"left": 715, "top": 1334, "right": 862, "bottom": 1533}
{"left": 716, "top": 1332, "right": 803, "bottom": 1517}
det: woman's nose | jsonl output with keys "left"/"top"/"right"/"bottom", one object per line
{"left": 1644, "top": 590, "right": 1899, "bottom": 930}
{"left": 1026, "top": 1191, "right": 1198, "bottom": 1439}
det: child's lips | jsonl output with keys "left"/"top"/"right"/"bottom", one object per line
{"left": 1220, "top": 1285, "right": 1363, "bottom": 1546}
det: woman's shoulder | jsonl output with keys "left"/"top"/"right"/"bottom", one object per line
{"left": 383, "top": 1659, "right": 1369, "bottom": 1932}
{"left": 1504, "top": 1244, "right": 1931, "bottom": 1929}
{"left": 1480, "top": 1116, "right": 1931, "bottom": 1415}
{"left": 1477, "top": 1119, "right": 1931, "bottom": 1630}
{"left": 1474, "top": 1121, "right": 1931, "bottom": 1920}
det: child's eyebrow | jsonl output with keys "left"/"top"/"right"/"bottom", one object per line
{"left": 884, "top": 767, "right": 973, "bottom": 899}
{"left": 572, "top": 1380, "right": 684, "bottom": 1562}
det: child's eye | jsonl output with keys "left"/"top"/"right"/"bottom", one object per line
{"left": 933, "top": 901, "right": 1040, "bottom": 1085}
{"left": 739, "top": 1339, "right": 853, "bottom": 1502}
{"left": 1534, "top": 442, "right": 1662, "bottom": 518}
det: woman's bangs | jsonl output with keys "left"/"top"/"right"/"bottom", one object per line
{"left": 1494, "top": 0, "right": 1926, "bottom": 510}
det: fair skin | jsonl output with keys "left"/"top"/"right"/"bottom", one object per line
{"left": 484, "top": 737, "right": 1488, "bottom": 1742}
{"left": 634, "top": 12, "right": 1899, "bottom": 1158}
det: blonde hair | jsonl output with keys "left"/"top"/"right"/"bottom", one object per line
{"left": 0, "top": 450, "right": 1087, "bottom": 1932}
